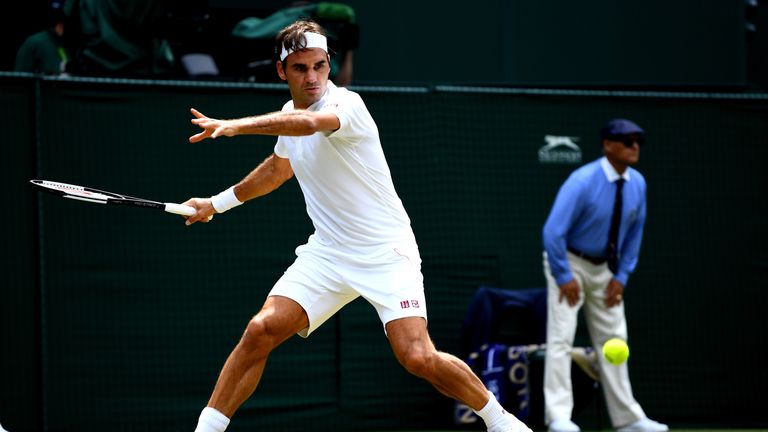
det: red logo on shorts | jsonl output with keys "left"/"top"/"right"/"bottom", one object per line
{"left": 400, "top": 300, "right": 420, "bottom": 309}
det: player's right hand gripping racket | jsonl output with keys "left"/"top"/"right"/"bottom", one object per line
{"left": 30, "top": 179, "right": 197, "bottom": 217}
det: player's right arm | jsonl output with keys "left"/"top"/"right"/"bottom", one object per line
{"left": 233, "top": 153, "right": 294, "bottom": 201}
{"left": 183, "top": 153, "right": 293, "bottom": 225}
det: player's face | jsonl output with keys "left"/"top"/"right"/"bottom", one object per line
{"left": 277, "top": 48, "right": 330, "bottom": 109}
{"left": 604, "top": 134, "right": 641, "bottom": 168}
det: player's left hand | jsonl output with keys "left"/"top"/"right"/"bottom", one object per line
{"left": 189, "top": 108, "right": 237, "bottom": 142}
{"left": 604, "top": 279, "right": 624, "bottom": 307}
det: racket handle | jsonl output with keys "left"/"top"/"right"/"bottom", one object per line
{"left": 164, "top": 203, "right": 197, "bottom": 216}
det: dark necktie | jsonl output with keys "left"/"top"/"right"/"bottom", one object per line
{"left": 607, "top": 178, "right": 625, "bottom": 274}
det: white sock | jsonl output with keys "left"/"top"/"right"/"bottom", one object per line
{"left": 194, "top": 407, "right": 230, "bottom": 432}
{"left": 473, "top": 391, "right": 511, "bottom": 429}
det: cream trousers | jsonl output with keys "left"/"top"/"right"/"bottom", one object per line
{"left": 543, "top": 252, "right": 645, "bottom": 427}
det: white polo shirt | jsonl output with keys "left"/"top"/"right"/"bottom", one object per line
{"left": 274, "top": 82, "right": 417, "bottom": 257}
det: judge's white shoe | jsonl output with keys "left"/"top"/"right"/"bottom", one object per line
{"left": 548, "top": 418, "right": 581, "bottom": 432}
{"left": 616, "top": 417, "right": 669, "bottom": 432}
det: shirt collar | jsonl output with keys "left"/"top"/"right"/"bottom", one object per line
{"left": 600, "top": 156, "right": 631, "bottom": 183}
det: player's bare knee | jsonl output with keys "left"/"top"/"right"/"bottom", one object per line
{"left": 239, "top": 316, "right": 277, "bottom": 357}
{"left": 397, "top": 344, "right": 435, "bottom": 378}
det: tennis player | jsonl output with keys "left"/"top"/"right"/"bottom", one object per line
{"left": 182, "top": 19, "right": 532, "bottom": 432}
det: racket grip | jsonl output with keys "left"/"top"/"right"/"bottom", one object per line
{"left": 164, "top": 203, "right": 197, "bottom": 216}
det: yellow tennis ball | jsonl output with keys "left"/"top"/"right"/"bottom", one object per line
{"left": 602, "top": 338, "right": 630, "bottom": 365}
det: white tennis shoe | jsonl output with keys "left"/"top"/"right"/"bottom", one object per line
{"left": 488, "top": 412, "right": 533, "bottom": 432}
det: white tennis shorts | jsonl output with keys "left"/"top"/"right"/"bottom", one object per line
{"left": 269, "top": 238, "right": 428, "bottom": 337}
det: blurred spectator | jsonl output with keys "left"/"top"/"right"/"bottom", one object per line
{"left": 62, "top": 0, "right": 175, "bottom": 77}
{"left": 228, "top": 2, "right": 358, "bottom": 85}
{"left": 14, "top": 0, "right": 70, "bottom": 75}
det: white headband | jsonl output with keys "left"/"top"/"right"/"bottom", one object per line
{"left": 280, "top": 32, "right": 328, "bottom": 61}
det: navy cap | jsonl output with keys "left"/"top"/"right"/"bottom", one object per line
{"left": 600, "top": 118, "right": 644, "bottom": 139}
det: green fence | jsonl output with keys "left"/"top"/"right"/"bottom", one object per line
{"left": 1, "top": 74, "right": 767, "bottom": 431}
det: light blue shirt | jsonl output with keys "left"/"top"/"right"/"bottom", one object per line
{"left": 543, "top": 157, "right": 647, "bottom": 286}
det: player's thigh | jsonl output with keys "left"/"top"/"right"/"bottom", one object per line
{"left": 269, "top": 252, "right": 358, "bottom": 337}
{"left": 348, "top": 250, "right": 428, "bottom": 332}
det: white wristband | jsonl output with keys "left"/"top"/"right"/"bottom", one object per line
{"left": 210, "top": 186, "right": 242, "bottom": 213}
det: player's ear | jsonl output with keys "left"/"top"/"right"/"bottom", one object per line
{"left": 276, "top": 61, "right": 287, "bottom": 81}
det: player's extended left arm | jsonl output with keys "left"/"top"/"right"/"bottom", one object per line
{"left": 614, "top": 200, "right": 647, "bottom": 285}
{"left": 189, "top": 108, "right": 340, "bottom": 142}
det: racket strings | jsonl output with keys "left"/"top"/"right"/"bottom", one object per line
{"left": 39, "top": 181, "right": 113, "bottom": 200}
{"left": 41, "top": 180, "right": 86, "bottom": 192}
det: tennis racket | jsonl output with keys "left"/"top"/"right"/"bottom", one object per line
{"left": 30, "top": 179, "right": 198, "bottom": 217}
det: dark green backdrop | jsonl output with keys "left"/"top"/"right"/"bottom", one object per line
{"left": 0, "top": 0, "right": 753, "bottom": 88}
{"left": 1, "top": 74, "right": 767, "bottom": 431}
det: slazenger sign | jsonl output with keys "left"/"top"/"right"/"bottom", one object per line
{"left": 538, "top": 135, "right": 582, "bottom": 164}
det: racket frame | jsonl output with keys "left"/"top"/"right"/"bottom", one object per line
{"left": 30, "top": 179, "right": 196, "bottom": 216}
